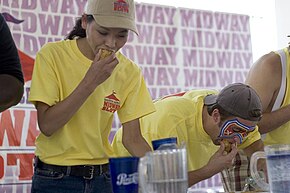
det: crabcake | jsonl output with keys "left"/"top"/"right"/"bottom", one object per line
{"left": 222, "top": 139, "right": 232, "bottom": 153}
{"left": 100, "top": 48, "right": 113, "bottom": 59}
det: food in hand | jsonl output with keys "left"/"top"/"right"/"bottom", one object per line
{"left": 222, "top": 139, "right": 232, "bottom": 153}
{"left": 99, "top": 48, "right": 113, "bottom": 59}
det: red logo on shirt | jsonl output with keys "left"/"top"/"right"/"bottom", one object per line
{"left": 102, "top": 91, "right": 121, "bottom": 113}
{"left": 114, "top": 0, "right": 129, "bottom": 13}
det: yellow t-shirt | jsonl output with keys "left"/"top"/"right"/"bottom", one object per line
{"left": 112, "top": 89, "right": 260, "bottom": 171}
{"left": 29, "top": 40, "right": 155, "bottom": 165}
{"left": 263, "top": 48, "right": 290, "bottom": 145}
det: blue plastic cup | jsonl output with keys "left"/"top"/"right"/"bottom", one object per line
{"left": 109, "top": 157, "right": 139, "bottom": 193}
{"left": 151, "top": 137, "right": 178, "bottom": 150}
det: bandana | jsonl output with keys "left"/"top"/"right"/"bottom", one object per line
{"left": 218, "top": 118, "right": 255, "bottom": 144}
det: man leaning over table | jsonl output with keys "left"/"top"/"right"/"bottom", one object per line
{"left": 112, "top": 83, "right": 265, "bottom": 188}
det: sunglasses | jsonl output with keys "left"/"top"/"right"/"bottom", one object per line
{"left": 218, "top": 118, "right": 256, "bottom": 144}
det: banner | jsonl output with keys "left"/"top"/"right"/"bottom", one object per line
{"left": 0, "top": 1, "right": 252, "bottom": 192}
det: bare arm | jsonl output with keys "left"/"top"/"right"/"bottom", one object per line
{"left": 256, "top": 106, "right": 290, "bottom": 134}
{"left": 36, "top": 51, "right": 118, "bottom": 136}
{"left": 188, "top": 142, "right": 238, "bottom": 186}
{"left": 122, "top": 119, "right": 152, "bottom": 157}
{"left": 0, "top": 74, "right": 24, "bottom": 112}
{"left": 245, "top": 52, "right": 290, "bottom": 134}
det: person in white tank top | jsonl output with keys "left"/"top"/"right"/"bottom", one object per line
{"left": 221, "top": 44, "right": 290, "bottom": 191}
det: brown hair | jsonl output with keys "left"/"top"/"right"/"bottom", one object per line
{"left": 65, "top": 15, "right": 94, "bottom": 40}
{"left": 207, "top": 103, "right": 233, "bottom": 121}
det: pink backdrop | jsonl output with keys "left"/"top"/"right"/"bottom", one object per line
{"left": 0, "top": 1, "right": 252, "bottom": 192}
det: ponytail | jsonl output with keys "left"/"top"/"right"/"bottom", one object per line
{"left": 65, "top": 15, "right": 94, "bottom": 40}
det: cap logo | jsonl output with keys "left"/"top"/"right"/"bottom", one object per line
{"left": 114, "top": 0, "right": 129, "bottom": 13}
{"left": 249, "top": 109, "right": 262, "bottom": 120}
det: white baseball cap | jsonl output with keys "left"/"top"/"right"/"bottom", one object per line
{"left": 85, "top": 0, "right": 138, "bottom": 35}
